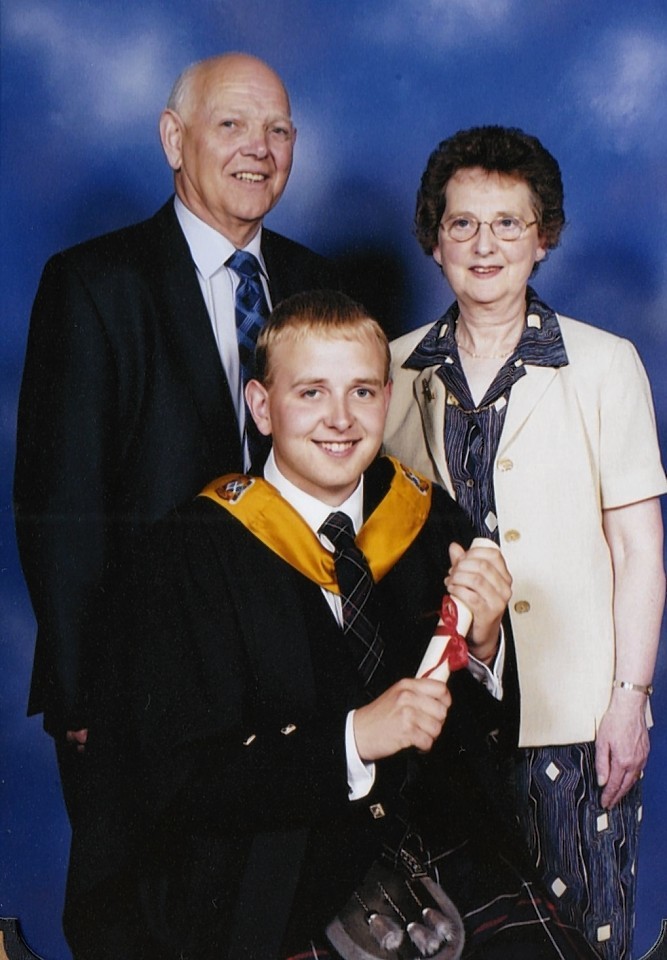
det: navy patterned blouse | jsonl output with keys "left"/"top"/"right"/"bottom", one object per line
{"left": 403, "top": 288, "right": 569, "bottom": 541}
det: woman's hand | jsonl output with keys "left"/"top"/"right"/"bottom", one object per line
{"left": 595, "top": 692, "right": 649, "bottom": 808}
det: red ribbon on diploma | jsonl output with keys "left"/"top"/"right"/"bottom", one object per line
{"left": 421, "top": 595, "right": 469, "bottom": 678}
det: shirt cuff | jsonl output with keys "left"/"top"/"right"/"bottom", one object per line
{"left": 467, "top": 627, "right": 505, "bottom": 699}
{"left": 345, "top": 710, "right": 376, "bottom": 800}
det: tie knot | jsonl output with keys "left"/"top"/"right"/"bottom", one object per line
{"left": 319, "top": 511, "right": 356, "bottom": 549}
{"left": 226, "top": 249, "right": 262, "bottom": 280}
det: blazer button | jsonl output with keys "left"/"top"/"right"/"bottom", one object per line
{"left": 504, "top": 529, "right": 521, "bottom": 542}
{"left": 497, "top": 458, "right": 514, "bottom": 472}
{"left": 514, "top": 600, "right": 531, "bottom": 614}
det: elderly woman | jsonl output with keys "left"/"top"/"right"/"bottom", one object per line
{"left": 384, "top": 125, "right": 666, "bottom": 959}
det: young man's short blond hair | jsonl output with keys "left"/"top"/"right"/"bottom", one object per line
{"left": 255, "top": 289, "right": 391, "bottom": 386}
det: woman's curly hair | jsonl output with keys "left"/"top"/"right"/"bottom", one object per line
{"left": 415, "top": 125, "right": 565, "bottom": 256}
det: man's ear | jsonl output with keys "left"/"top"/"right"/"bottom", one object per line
{"left": 245, "top": 380, "right": 272, "bottom": 436}
{"left": 159, "top": 110, "right": 184, "bottom": 171}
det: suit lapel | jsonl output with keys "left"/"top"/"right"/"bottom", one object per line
{"left": 498, "top": 364, "right": 558, "bottom": 456}
{"left": 261, "top": 228, "right": 317, "bottom": 306}
{"left": 261, "top": 228, "right": 291, "bottom": 305}
{"left": 412, "top": 366, "right": 455, "bottom": 495}
{"left": 149, "top": 202, "right": 243, "bottom": 468}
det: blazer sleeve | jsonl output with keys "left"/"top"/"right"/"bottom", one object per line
{"left": 14, "top": 253, "right": 122, "bottom": 732}
{"left": 597, "top": 335, "right": 667, "bottom": 508}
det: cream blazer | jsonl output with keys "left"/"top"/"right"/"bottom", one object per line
{"left": 385, "top": 314, "right": 667, "bottom": 746}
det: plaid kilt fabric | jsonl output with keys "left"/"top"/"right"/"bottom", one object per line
{"left": 284, "top": 844, "right": 600, "bottom": 959}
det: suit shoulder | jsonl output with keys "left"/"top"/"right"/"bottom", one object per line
{"left": 401, "top": 478, "right": 472, "bottom": 549}
{"left": 261, "top": 227, "right": 329, "bottom": 265}
{"left": 44, "top": 201, "right": 175, "bottom": 274}
{"left": 141, "top": 496, "right": 254, "bottom": 569}
{"left": 429, "top": 482, "right": 469, "bottom": 528}
{"left": 437, "top": 489, "right": 473, "bottom": 552}
{"left": 261, "top": 227, "right": 338, "bottom": 289}
{"left": 557, "top": 313, "right": 644, "bottom": 373}
{"left": 390, "top": 321, "right": 438, "bottom": 366}
{"left": 168, "top": 494, "right": 246, "bottom": 531}
{"left": 558, "top": 313, "right": 626, "bottom": 349}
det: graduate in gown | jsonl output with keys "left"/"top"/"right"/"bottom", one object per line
{"left": 122, "top": 290, "right": 599, "bottom": 959}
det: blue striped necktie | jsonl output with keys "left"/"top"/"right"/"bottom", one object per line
{"left": 226, "top": 250, "right": 270, "bottom": 387}
{"left": 226, "top": 250, "right": 271, "bottom": 469}
{"left": 319, "top": 511, "right": 386, "bottom": 696}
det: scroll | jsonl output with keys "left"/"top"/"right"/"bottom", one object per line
{"left": 416, "top": 538, "right": 500, "bottom": 683}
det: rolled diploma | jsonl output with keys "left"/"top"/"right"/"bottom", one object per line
{"left": 416, "top": 537, "right": 500, "bottom": 683}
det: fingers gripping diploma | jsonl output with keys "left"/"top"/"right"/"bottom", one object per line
{"left": 445, "top": 538, "right": 512, "bottom": 663}
{"left": 353, "top": 678, "right": 452, "bottom": 763}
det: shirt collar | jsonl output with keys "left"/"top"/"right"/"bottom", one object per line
{"left": 173, "top": 195, "right": 267, "bottom": 280}
{"left": 263, "top": 449, "right": 364, "bottom": 539}
{"left": 403, "top": 287, "right": 569, "bottom": 372}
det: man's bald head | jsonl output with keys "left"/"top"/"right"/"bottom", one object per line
{"left": 160, "top": 53, "right": 296, "bottom": 247}
{"left": 167, "top": 54, "right": 291, "bottom": 123}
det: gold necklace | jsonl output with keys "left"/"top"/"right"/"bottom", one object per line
{"left": 456, "top": 340, "right": 515, "bottom": 360}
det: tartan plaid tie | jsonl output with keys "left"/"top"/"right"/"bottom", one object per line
{"left": 226, "top": 250, "right": 270, "bottom": 385}
{"left": 319, "top": 511, "right": 386, "bottom": 694}
{"left": 226, "top": 250, "right": 271, "bottom": 469}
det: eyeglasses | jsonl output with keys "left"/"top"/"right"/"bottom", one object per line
{"left": 440, "top": 215, "right": 538, "bottom": 242}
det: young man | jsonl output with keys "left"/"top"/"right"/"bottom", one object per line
{"left": 125, "top": 290, "right": 599, "bottom": 959}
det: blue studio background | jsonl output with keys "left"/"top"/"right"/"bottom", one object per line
{"left": 1, "top": 1, "right": 666, "bottom": 957}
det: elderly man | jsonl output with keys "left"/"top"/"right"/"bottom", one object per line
{"left": 14, "top": 53, "right": 337, "bottom": 959}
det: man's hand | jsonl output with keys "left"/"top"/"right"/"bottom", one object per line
{"left": 66, "top": 728, "right": 88, "bottom": 753}
{"left": 353, "top": 678, "right": 451, "bottom": 762}
{"left": 595, "top": 692, "right": 649, "bottom": 808}
{"left": 445, "top": 542, "right": 512, "bottom": 662}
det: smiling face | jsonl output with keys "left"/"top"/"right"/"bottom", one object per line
{"left": 433, "top": 167, "right": 547, "bottom": 317}
{"left": 246, "top": 332, "right": 392, "bottom": 505}
{"left": 160, "top": 55, "right": 296, "bottom": 247}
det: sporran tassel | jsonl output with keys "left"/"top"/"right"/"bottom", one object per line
{"left": 407, "top": 920, "right": 441, "bottom": 956}
{"left": 422, "top": 906, "right": 456, "bottom": 940}
{"left": 368, "top": 912, "right": 404, "bottom": 951}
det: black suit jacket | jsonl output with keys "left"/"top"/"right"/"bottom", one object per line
{"left": 13, "top": 200, "right": 338, "bottom": 733}
{"left": 126, "top": 458, "right": 511, "bottom": 958}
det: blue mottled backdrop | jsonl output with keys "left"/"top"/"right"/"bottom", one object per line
{"left": 1, "top": 1, "right": 665, "bottom": 957}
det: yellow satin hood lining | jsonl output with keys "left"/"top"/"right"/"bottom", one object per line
{"left": 198, "top": 456, "right": 432, "bottom": 593}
